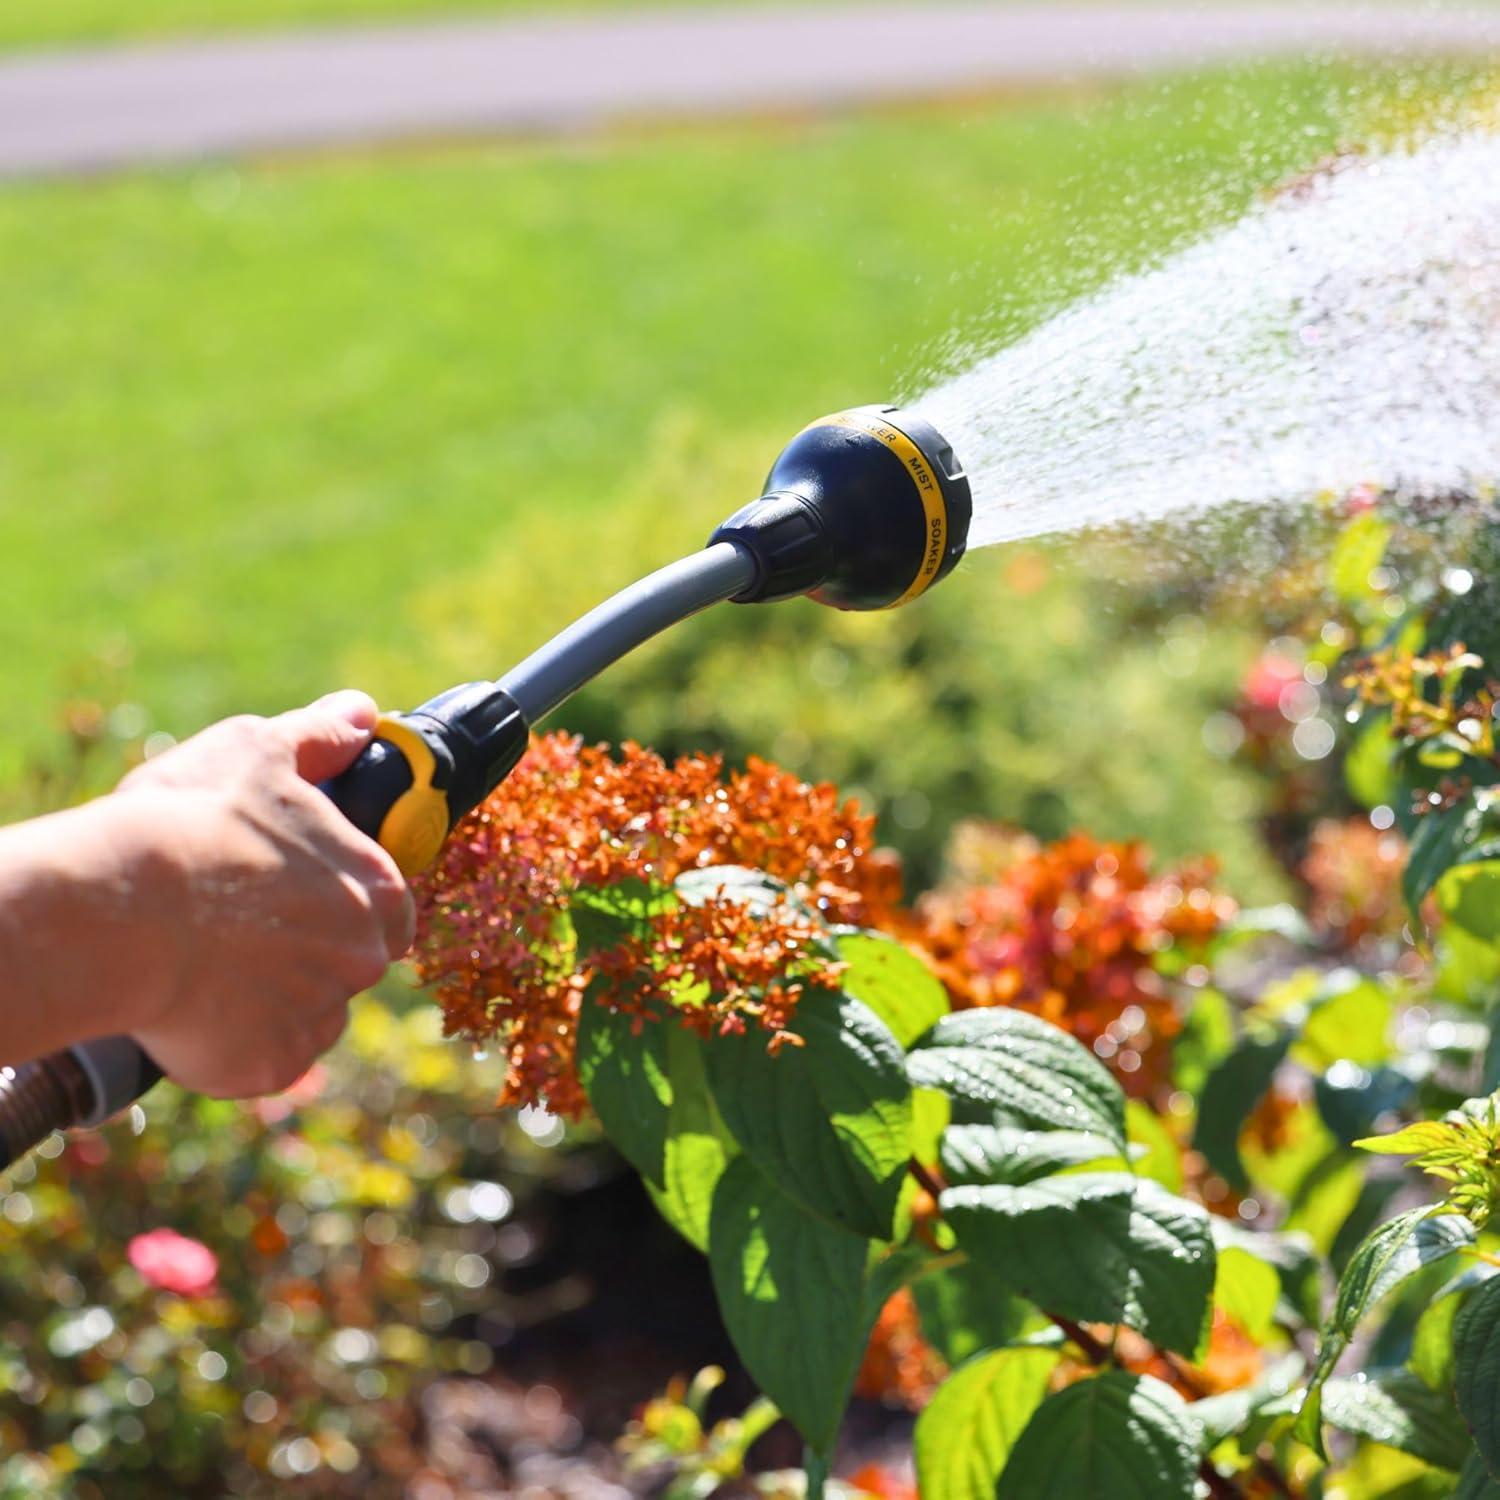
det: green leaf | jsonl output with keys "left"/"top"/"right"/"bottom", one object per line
{"left": 1346, "top": 714, "right": 1398, "bottom": 809}
{"left": 1127, "top": 1099, "right": 1184, "bottom": 1193}
{"left": 913, "top": 1348, "right": 1058, "bottom": 1500}
{"left": 1412, "top": 1265, "right": 1499, "bottom": 1393}
{"left": 837, "top": 931, "right": 949, "bottom": 1048}
{"left": 1442, "top": 863, "right": 1500, "bottom": 945}
{"left": 997, "top": 1371, "right": 1200, "bottom": 1499}
{"left": 912, "top": 1260, "right": 1032, "bottom": 1368}
{"left": 704, "top": 989, "right": 911, "bottom": 1239}
{"left": 906, "top": 1009, "right": 1126, "bottom": 1152}
{"left": 1173, "top": 986, "right": 1236, "bottom": 1097}
{"left": 648, "top": 1026, "right": 736, "bottom": 1249}
{"left": 1298, "top": 976, "right": 1394, "bottom": 1069}
{"left": 1356, "top": 1120, "right": 1459, "bottom": 1157}
{"left": 1318, "top": 1064, "right": 1418, "bottom": 1149}
{"left": 1188, "top": 1354, "right": 1304, "bottom": 1448}
{"left": 1411, "top": 1288, "right": 1464, "bottom": 1396}
{"left": 1210, "top": 1218, "right": 1323, "bottom": 1329}
{"left": 1296, "top": 1209, "right": 1476, "bottom": 1456}
{"left": 939, "top": 1124, "right": 1122, "bottom": 1188}
{"left": 1321, "top": 1369, "right": 1473, "bottom": 1472}
{"left": 1437, "top": 921, "right": 1500, "bottom": 1006}
{"left": 1215, "top": 1247, "right": 1280, "bottom": 1344}
{"left": 1456, "top": 1274, "right": 1500, "bottom": 1478}
{"left": 1457, "top": 1452, "right": 1500, "bottom": 1498}
{"left": 942, "top": 1172, "right": 1214, "bottom": 1356}
{"left": 1406, "top": 801, "right": 1486, "bottom": 919}
{"left": 911, "top": 1086, "right": 950, "bottom": 1165}
{"left": 1282, "top": 1145, "right": 1365, "bottom": 1259}
{"left": 576, "top": 994, "right": 673, "bottom": 1186}
{"left": 707, "top": 1157, "right": 869, "bottom": 1456}
{"left": 571, "top": 876, "right": 673, "bottom": 955}
{"left": 1192, "top": 1029, "right": 1292, "bottom": 1194}
{"left": 1330, "top": 511, "right": 1392, "bottom": 605}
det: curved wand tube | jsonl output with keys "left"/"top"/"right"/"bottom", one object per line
{"left": 0, "top": 544, "right": 758, "bottom": 1172}
{"left": 499, "top": 541, "right": 756, "bottom": 721}
{"left": 0, "top": 399, "right": 971, "bottom": 1173}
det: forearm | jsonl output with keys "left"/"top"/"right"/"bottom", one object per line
{"left": 0, "top": 799, "right": 172, "bottom": 1065}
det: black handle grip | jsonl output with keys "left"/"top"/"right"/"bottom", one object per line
{"left": 0, "top": 684, "right": 530, "bottom": 1171}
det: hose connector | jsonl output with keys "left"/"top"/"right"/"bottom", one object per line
{"left": 710, "top": 404, "right": 971, "bottom": 611}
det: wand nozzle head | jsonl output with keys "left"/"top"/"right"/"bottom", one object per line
{"left": 709, "top": 404, "right": 971, "bottom": 611}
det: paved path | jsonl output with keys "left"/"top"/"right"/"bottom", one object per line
{"left": 3, "top": 4, "right": 1498, "bottom": 177}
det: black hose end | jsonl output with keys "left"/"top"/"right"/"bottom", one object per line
{"left": 709, "top": 404, "right": 971, "bottom": 612}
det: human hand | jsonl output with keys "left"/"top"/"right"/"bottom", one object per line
{"left": 111, "top": 690, "right": 414, "bottom": 1098}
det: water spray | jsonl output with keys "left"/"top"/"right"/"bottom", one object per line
{"left": 0, "top": 405, "right": 970, "bottom": 1170}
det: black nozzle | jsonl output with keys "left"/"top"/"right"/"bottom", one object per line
{"left": 709, "top": 404, "right": 971, "bottom": 612}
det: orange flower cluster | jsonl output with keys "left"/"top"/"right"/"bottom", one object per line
{"left": 410, "top": 733, "right": 893, "bottom": 1115}
{"left": 914, "top": 827, "right": 1230, "bottom": 1098}
{"left": 1300, "top": 816, "right": 1407, "bottom": 945}
{"left": 853, "top": 1288, "right": 946, "bottom": 1411}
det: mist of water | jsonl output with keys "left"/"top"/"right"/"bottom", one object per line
{"left": 915, "top": 130, "right": 1500, "bottom": 551}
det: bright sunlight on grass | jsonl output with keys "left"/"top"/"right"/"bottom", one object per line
{"left": 0, "top": 61, "right": 1428, "bottom": 768}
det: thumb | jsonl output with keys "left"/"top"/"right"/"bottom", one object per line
{"left": 274, "top": 689, "right": 380, "bottom": 783}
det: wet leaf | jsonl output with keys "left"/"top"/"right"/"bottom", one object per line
{"left": 942, "top": 1172, "right": 1214, "bottom": 1356}
{"left": 907, "top": 1009, "right": 1125, "bottom": 1151}
{"left": 1456, "top": 1274, "right": 1500, "bottom": 1478}
{"left": 705, "top": 990, "right": 911, "bottom": 1239}
{"left": 1297, "top": 1208, "right": 1475, "bottom": 1457}
{"left": 939, "top": 1124, "right": 1123, "bottom": 1188}
{"left": 1321, "top": 1369, "right": 1471, "bottom": 1471}
{"left": 997, "top": 1372, "right": 1200, "bottom": 1499}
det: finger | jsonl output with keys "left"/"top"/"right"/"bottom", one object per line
{"left": 306, "top": 1004, "right": 350, "bottom": 1058}
{"left": 373, "top": 876, "right": 417, "bottom": 960}
{"left": 273, "top": 690, "right": 380, "bottom": 783}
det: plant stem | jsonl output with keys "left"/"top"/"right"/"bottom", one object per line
{"left": 1049, "top": 1314, "right": 1110, "bottom": 1364}
{"left": 804, "top": 1444, "right": 829, "bottom": 1500}
{"left": 908, "top": 1158, "right": 947, "bottom": 1199}
{"left": 1198, "top": 1461, "right": 1244, "bottom": 1499}
{"left": 1254, "top": 1453, "right": 1299, "bottom": 1499}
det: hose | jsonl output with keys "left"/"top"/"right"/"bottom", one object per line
{"left": 0, "top": 544, "right": 756, "bottom": 1172}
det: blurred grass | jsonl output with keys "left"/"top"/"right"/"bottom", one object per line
{"left": 3, "top": 0, "right": 1478, "bottom": 55}
{"left": 0, "top": 0, "right": 627, "bottom": 51}
{"left": 0, "top": 59, "right": 1465, "bottom": 885}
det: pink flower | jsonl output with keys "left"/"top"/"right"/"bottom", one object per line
{"left": 128, "top": 1228, "right": 219, "bottom": 1297}
{"left": 1242, "top": 653, "right": 1302, "bottom": 713}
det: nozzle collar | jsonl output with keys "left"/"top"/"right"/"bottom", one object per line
{"left": 710, "top": 404, "right": 971, "bottom": 612}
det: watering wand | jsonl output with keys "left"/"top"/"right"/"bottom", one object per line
{"left": 0, "top": 405, "right": 970, "bottom": 1170}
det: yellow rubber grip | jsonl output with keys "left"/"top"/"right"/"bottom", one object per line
{"left": 373, "top": 715, "right": 452, "bottom": 877}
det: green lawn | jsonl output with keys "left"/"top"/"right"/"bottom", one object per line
{"left": 2, "top": 0, "right": 1473, "bottom": 54}
{"left": 0, "top": 61, "right": 1449, "bottom": 787}
{"left": 0, "top": 0, "right": 605, "bottom": 51}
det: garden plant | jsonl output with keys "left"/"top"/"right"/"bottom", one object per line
{"left": 5, "top": 503, "right": 1500, "bottom": 1497}
{"left": 369, "top": 502, "right": 1500, "bottom": 1498}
